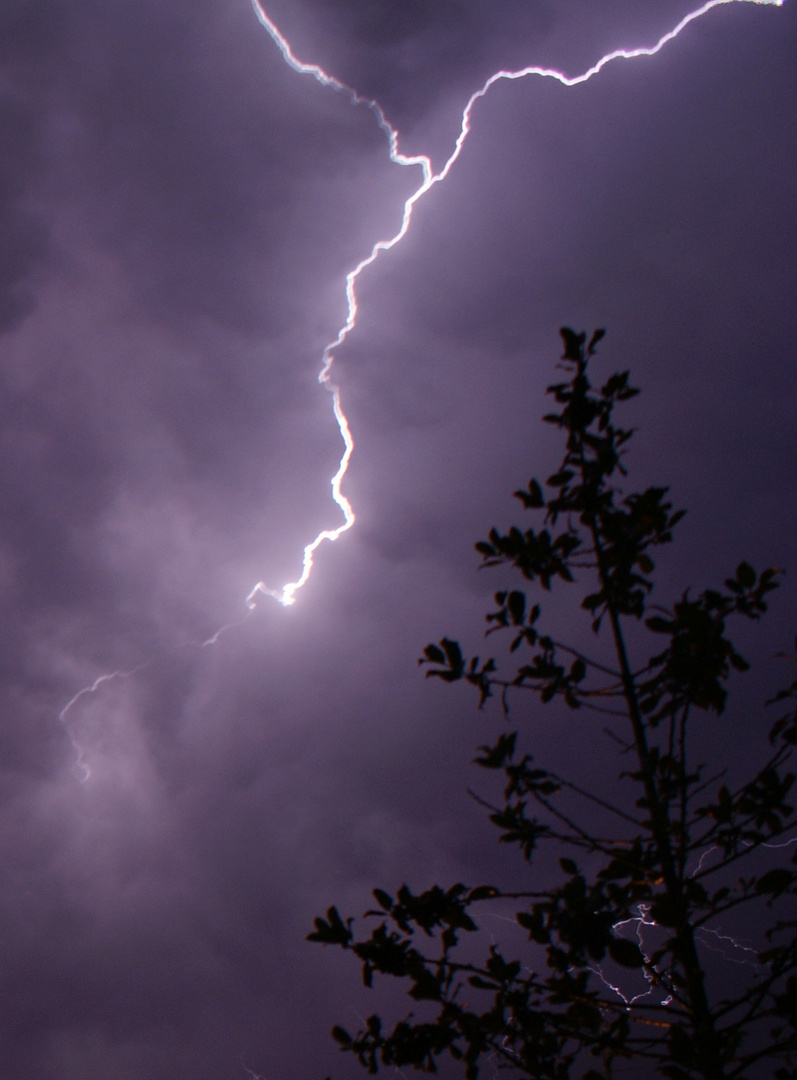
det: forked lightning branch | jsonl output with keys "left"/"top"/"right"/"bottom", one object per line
{"left": 245, "top": 0, "right": 783, "bottom": 609}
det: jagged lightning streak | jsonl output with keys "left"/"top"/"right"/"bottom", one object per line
{"left": 58, "top": 0, "right": 784, "bottom": 772}
{"left": 588, "top": 904, "right": 674, "bottom": 1007}
{"left": 244, "top": 1, "right": 432, "bottom": 608}
{"left": 58, "top": 663, "right": 152, "bottom": 781}
{"left": 245, "top": 0, "right": 783, "bottom": 609}
{"left": 591, "top": 898, "right": 768, "bottom": 1008}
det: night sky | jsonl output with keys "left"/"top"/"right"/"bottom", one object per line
{"left": 0, "top": 1, "right": 795, "bottom": 1077}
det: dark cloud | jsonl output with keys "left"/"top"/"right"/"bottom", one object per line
{"left": 0, "top": 0, "right": 793, "bottom": 1076}
{"left": 0, "top": 87, "right": 49, "bottom": 332}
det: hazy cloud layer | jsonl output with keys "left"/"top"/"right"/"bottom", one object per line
{"left": 0, "top": 1, "right": 794, "bottom": 1076}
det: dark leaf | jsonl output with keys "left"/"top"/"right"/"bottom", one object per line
{"left": 421, "top": 643, "right": 445, "bottom": 665}
{"left": 373, "top": 889, "right": 393, "bottom": 911}
{"left": 608, "top": 937, "right": 646, "bottom": 969}
{"left": 560, "top": 326, "right": 585, "bottom": 361}
{"left": 755, "top": 868, "right": 794, "bottom": 897}
{"left": 737, "top": 561, "right": 757, "bottom": 589}
{"left": 587, "top": 328, "right": 606, "bottom": 354}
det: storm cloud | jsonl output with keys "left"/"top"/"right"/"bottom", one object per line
{"left": 0, "top": 1, "right": 794, "bottom": 1077}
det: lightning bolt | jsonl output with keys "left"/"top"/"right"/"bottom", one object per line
{"left": 696, "top": 925, "right": 762, "bottom": 967}
{"left": 244, "top": 0, "right": 784, "bottom": 609}
{"left": 589, "top": 898, "right": 768, "bottom": 1008}
{"left": 57, "top": 0, "right": 784, "bottom": 772}
{"left": 240, "top": 1065, "right": 268, "bottom": 1080}
{"left": 588, "top": 904, "right": 675, "bottom": 1007}
{"left": 58, "top": 662, "right": 152, "bottom": 781}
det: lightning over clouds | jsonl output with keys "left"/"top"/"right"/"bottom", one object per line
{"left": 0, "top": 1, "right": 793, "bottom": 1077}
{"left": 244, "top": 0, "right": 784, "bottom": 608}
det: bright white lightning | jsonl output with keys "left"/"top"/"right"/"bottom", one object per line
{"left": 245, "top": 0, "right": 783, "bottom": 609}
{"left": 57, "top": 0, "right": 784, "bottom": 770}
{"left": 591, "top": 904, "right": 675, "bottom": 1007}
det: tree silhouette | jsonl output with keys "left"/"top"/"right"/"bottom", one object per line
{"left": 310, "top": 329, "right": 797, "bottom": 1080}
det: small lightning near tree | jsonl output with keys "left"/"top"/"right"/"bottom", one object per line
{"left": 244, "top": 0, "right": 784, "bottom": 609}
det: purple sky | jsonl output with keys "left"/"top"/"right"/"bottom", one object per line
{"left": 0, "top": 1, "right": 795, "bottom": 1077}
